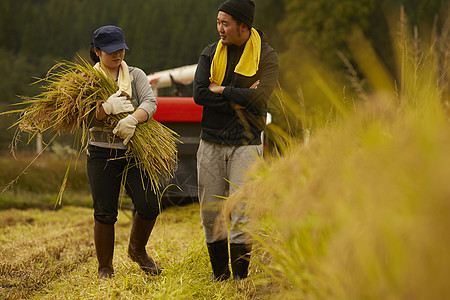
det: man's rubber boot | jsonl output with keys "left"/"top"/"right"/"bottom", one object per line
{"left": 230, "top": 243, "right": 252, "bottom": 280}
{"left": 206, "top": 239, "right": 231, "bottom": 281}
{"left": 128, "top": 213, "right": 161, "bottom": 275}
{"left": 94, "top": 220, "right": 115, "bottom": 279}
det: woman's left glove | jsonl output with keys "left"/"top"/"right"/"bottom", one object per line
{"left": 113, "top": 115, "right": 139, "bottom": 145}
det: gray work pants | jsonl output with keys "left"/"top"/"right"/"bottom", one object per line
{"left": 197, "top": 139, "right": 262, "bottom": 244}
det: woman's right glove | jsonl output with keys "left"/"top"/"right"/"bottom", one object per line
{"left": 102, "top": 90, "right": 134, "bottom": 115}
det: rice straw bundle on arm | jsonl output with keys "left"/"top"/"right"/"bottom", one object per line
{"left": 1, "top": 56, "right": 179, "bottom": 198}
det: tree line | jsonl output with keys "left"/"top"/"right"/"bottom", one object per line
{"left": 0, "top": 0, "right": 224, "bottom": 102}
{"left": 0, "top": 0, "right": 447, "bottom": 105}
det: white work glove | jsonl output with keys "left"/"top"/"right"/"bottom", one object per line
{"left": 102, "top": 90, "right": 134, "bottom": 115}
{"left": 113, "top": 114, "right": 139, "bottom": 145}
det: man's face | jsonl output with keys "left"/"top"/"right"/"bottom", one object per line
{"left": 217, "top": 11, "right": 243, "bottom": 46}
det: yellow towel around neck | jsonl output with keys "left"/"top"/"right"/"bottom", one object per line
{"left": 209, "top": 28, "right": 261, "bottom": 85}
{"left": 94, "top": 60, "right": 132, "bottom": 99}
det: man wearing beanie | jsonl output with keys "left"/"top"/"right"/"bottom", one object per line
{"left": 193, "top": 0, "right": 279, "bottom": 281}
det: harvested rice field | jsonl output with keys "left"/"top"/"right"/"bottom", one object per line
{"left": 0, "top": 204, "right": 275, "bottom": 300}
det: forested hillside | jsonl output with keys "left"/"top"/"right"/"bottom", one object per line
{"left": 0, "top": 0, "right": 227, "bottom": 102}
{"left": 0, "top": 0, "right": 447, "bottom": 105}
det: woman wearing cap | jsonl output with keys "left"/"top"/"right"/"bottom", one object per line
{"left": 87, "top": 25, "right": 160, "bottom": 279}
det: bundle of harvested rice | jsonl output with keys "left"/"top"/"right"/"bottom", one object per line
{"left": 3, "top": 56, "right": 179, "bottom": 194}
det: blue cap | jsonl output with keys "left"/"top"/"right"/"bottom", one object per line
{"left": 219, "top": 0, "right": 255, "bottom": 29}
{"left": 92, "top": 25, "right": 129, "bottom": 53}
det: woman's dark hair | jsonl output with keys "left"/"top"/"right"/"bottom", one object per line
{"left": 90, "top": 45, "right": 100, "bottom": 63}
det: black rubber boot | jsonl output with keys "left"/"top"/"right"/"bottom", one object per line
{"left": 94, "top": 220, "right": 115, "bottom": 279}
{"left": 128, "top": 213, "right": 161, "bottom": 275}
{"left": 230, "top": 243, "right": 252, "bottom": 280}
{"left": 206, "top": 239, "right": 231, "bottom": 281}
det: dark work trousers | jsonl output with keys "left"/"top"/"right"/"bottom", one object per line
{"left": 86, "top": 145, "right": 160, "bottom": 225}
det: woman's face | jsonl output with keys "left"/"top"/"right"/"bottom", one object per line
{"left": 95, "top": 49, "right": 125, "bottom": 71}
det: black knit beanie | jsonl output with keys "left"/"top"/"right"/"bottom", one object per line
{"left": 218, "top": 0, "right": 255, "bottom": 29}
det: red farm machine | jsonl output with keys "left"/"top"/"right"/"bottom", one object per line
{"left": 147, "top": 65, "right": 202, "bottom": 207}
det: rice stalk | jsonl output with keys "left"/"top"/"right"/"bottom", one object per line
{"left": 1, "top": 56, "right": 179, "bottom": 198}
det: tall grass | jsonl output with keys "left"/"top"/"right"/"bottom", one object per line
{"left": 230, "top": 10, "right": 450, "bottom": 299}
{"left": 0, "top": 152, "right": 96, "bottom": 209}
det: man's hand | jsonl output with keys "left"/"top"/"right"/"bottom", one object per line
{"left": 208, "top": 82, "right": 225, "bottom": 94}
{"left": 233, "top": 80, "right": 260, "bottom": 109}
{"left": 250, "top": 80, "right": 260, "bottom": 89}
{"left": 210, "top": 80, "right": 260, "bottom": 109}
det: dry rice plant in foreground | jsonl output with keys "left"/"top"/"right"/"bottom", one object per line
{"left": 227, "top": 11, "right": 450, "bottom": 300}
